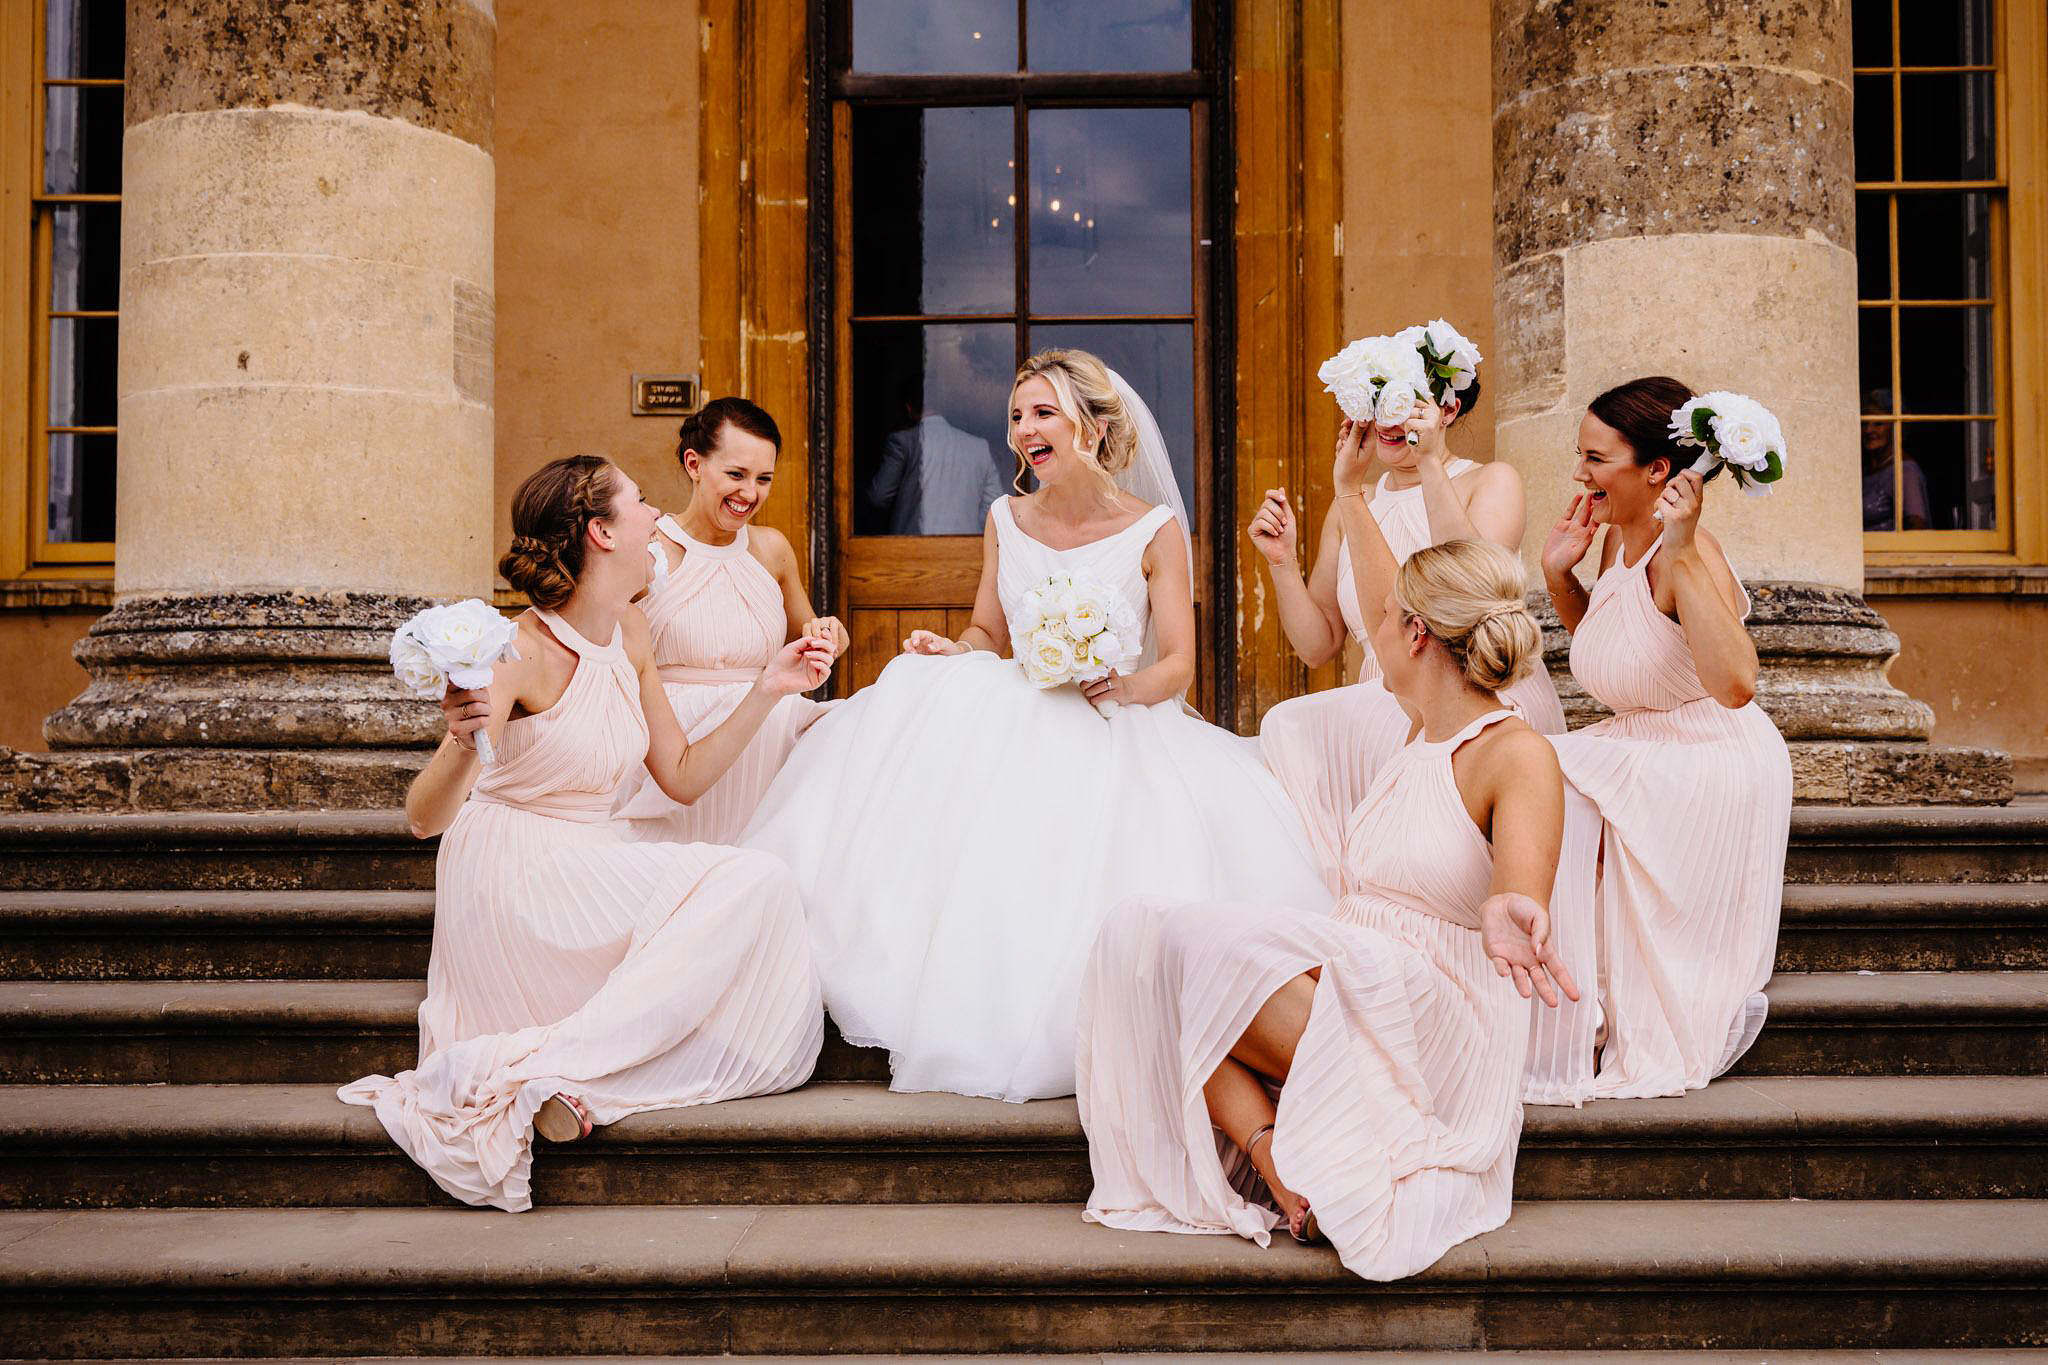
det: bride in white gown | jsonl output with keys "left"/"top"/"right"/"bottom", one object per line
{"left": 744, "top": 349, "right": 1333, "bottom": 1102}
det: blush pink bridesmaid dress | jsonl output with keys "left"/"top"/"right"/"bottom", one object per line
{"left": 1259, "top": 460, "right": 1566, "bottom": 892}
{"left": 1523, "top": 538, "right": 1792, "bottom": 1104}
{"left": 614, "top": 516, "right": 834, "bottom": 844}
{"left": 1079, "top": 709, "right": 1536, "bottom": 1282}
{"left": 339, "top": 608, "right": 824, "bottom": 1211}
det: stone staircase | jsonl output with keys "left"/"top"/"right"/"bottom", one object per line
{"left": 0, "top": 806, "right": 2044, "bottom": 1357}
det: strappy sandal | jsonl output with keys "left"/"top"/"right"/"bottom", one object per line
{"left": 1245, "top": 1123, "right": 1324, "bottom": 1244}
{"left": 534, "top": 1093, "right": 592, "bottom": 1143}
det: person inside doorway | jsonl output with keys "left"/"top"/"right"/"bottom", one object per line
{"left": 1861, "top": 388, "right": 1931, "bottom": 531}
{"left": 867, "top": 376, "right": 1009, "bottom": 535}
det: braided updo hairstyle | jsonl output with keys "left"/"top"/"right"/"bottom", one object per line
{"left": 497, "top": 455, "right": 620, "bottom": 610}
{"left": 1009, "top": 349, "right": 1137, "bottom": 497}
{"left": 1394, "top": 538, "right": 1543, "bottom": 693}
{"left": 1587, "top": 375, "right": 1706, "bottom": 483}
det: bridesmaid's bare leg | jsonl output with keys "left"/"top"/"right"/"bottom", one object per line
{"left": 1202, "top": 1056, "right": 1308, "bottom": 1229}
{"left": 1228, "top": 970, "right": 1318, "bottom": 1082}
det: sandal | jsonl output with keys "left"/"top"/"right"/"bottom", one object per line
{"left": 534, "top": 1093, "right": 592, "bottom": 1143}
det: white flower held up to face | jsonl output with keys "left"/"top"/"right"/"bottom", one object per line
{"left": 389, "top": 630, "right": 444, "bottom": 700}
{"left": 1666, "top": 390, "right": 1789, "bottom": 498}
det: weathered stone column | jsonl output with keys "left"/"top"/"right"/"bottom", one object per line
{"left": 7, "top": 1, "right": 496, "bottom": 811}
{"left": 1491, "top": 0, "right": 2009, "bottom": 803}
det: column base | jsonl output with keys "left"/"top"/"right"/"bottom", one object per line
{"left": 1539, "top": 581, "right": 2014, "bottom": 806}
{"left": 12, "top": 590, "right": 447, "bottom": 813}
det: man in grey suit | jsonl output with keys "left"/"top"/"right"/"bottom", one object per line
{"left": 869, "top": 379, "right": 1009, "bottom": 535}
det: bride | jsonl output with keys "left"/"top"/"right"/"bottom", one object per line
{"left": 744, "top": 349, "right": 1332, "bottom": 1102}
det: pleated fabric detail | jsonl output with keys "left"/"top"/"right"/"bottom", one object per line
{"left": 1079, "top": 711, "right": 1532, "bottom": 1282}
{"left": 614, "top": 518, "right": 834, "bottom": 845}
{"left": 339, "top": 607, "right": 824, "bottom": 1210}
{"left": 1524, "top": 540, "right": 1791, "bottom": 1105}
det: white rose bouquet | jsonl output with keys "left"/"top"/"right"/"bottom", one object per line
{"left": 1318, "top": 334, "right": 1433, "bottom": 439}
{"left": 1015, "top": 571, "right": 1144, "bottom": 717}
{"left": 390, "top": 599, "right": 523, "bottom": 764}
{"left": 1667, "top": 391, "right": 1788, "bottom": 499}
{"left": 1397, "top": 318, "right": 1484, "bottom": 404}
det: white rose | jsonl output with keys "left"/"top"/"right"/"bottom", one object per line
{"left": 1424, "top": 318, "right": 1482, "bottom": 389}
{"left": 389, "top": 629, "right": 445, "bottom": 700}
{"left": 1711, "top": 414, "right": 1770, "bottom": 470}
{"left": 1066, "top": 594, "right": 1109, "bottom": 640}
{"left": 1318, "top": 340, "right": 1379, "bottom": 422}
{"left": 1022, "top": 628, "right": 1077, "bottom": 688}
{"left": 409, "top": 598, "right": 520, "bottom": 688}
{"left": 1376, "top": 380, "right": 1422, "bottom": 427}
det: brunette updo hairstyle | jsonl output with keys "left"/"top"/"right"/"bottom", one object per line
{"left": 1010, "top": 349, "right": 1137, "bottom": 495}
{"left": 497, "top": 455, "right": 621, "bottom": 610}
{"left": 1394, "top": 538, "right": 1542, "bottom": 693}
{"left": 1587, "top": 375, "right": 1702, "bottom": 483}
{"left": 677, "top": 397, "right": 782, "bottom": 472}
{"left": 1446, "top": 375, "right": 1481, "bottom": 422}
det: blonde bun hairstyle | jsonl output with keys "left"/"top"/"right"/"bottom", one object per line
{"left": 1009, "top": 348, "right": 1136, "bottom": 496}
{"left": 497, "top": 455, "right": 619, "bottom": 610}
{"left": 1395, "top": 538, "right": 1542, "bottom": 693}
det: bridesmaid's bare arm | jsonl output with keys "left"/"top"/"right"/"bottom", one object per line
{"left": 1464, "top": 723, "right": 1576, "bottom": 1006}
{"left": 757, "top": 524, "right": 848, "bottom": 659}
{"left": 632, "top": 607, "right": 834, "bottom": 805}
{"left": 1249, "top": 490, "right": 1348, "bottom": 668}
{"left": 1647, "top": 475, "right": 1758, "bottom": 708}
{"left": 1331, "top": 421, "right": 1403, "bottom": 639}
{"left": 404, "top": 616, "right": 545, "bottom": 839}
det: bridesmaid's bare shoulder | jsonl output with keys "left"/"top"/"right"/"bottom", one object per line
{"left": 747, "top": 523, "right": 799, "bottom": 574}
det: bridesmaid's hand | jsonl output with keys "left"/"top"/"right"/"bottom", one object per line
{"left": 440, "top": 686, "right": 490, "bottom": 754}
{"left": 902, "top": 630, "right": 967, "bottom": 656}
{"left": 1479, "top": 891, "right": 1580, "bottom": 1008}
{"left": 1653, "top": 469, "right": 1706, "bottom": 550}
{"left": 761, "top": 635, "right": 834, "bottom": 696}
{"left": 802, "top": 614, "right": 850, "bottom": 658}
{"left": 1081, "top": 669, "right": 1129, "bottom": 708}
{"left": 1540, "top": 494, "right": 1597, "bottom": 579}
{"left": 1246, "top": 487, "right": 1298, "bottom": 566}
{"left": 1333, "top": 418, "right": 1372, "bottom": 498}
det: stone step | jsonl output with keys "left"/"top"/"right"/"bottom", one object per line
{"left": 3, "top": 1076, "right": 2041, "bottom": 1210}
{"left": 7, "top": 882, "right": 2045, "bottom": 982}
{"left": 59, "top": 1355, "right": 2040, "bottom": 1365}
{"left": 0, "top": 1201, "right": 2040, "bottom": 1355}
{"left": 2, "top": 804, "right": 2042, "bottom": 895}
{"left": 4, "top": 973, "right": 2041, "bottom": 1086}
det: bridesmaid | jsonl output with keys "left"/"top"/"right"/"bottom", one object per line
{"left": 1525, "top": 376, "right": 1793, "bottom": 1105}
{"left": 615, "top": 397, "right": 846, "bottom": 844}
{"left": 1251, "top": 359, "right": 1565, "bottom": 891}
{"left": 1079, "top": 421, "right": 1577, "bottom": 1282}
{"left": 340, "top": 455, "right": 834, "bottom": 1211}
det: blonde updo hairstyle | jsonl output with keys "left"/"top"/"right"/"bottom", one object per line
{"left": 1394, "top": 538, "right": 1543, "bottom": 693}
{"left": 497, "top": 454, "right": 621, "bottom": 611}
{"left": 1009, "top": 348, "right": 1137, "bottom": 500}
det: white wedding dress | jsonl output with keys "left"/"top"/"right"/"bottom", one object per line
{"left": 742, "top": 494, "right": 1333, "bottom": 1102}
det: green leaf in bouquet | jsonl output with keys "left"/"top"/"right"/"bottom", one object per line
{"left": 1690, "top": 407, "right": 1717, "bottom": 443}
{"left": 1759, "top": 449, "right": 1785, "bottom": 483}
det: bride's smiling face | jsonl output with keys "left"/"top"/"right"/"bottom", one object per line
{"left": 1010, "top": 375, "right": 1096, "bottom": 489}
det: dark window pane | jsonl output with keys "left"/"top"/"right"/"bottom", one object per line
{"left": 1899, "top": 73, "right": 1995, "bottom": 181}
{"left": 1855, "top": 191, "right": 1890, "bottom": 299}
{"left": 852, "top": 106, "right": 1015, "bottom": 315}
{"left": 48, "top": 203, "right": 120, "bottom": 311}
{"left": 1899, "top": 420, "right": 1997, "bottom": 530}
{"left": 1850, "top": 0, "right": 1891, "bottom": 68}
{"left": 1859, "top": 417, "right": 1902, "bottom": 530}
{"left": 1853, "top": 74, "right": 1893, "bottom": 182}
{"left": 1899, "top": 0, "right": 1991, "bottom": 69}
{"left": 46, "top": 0, "right": 124, "bottom": 79}
{"left": 48, "top": 316, "right": 119, "bottom": 427}
{"left": 1898, "top": 306, "right": 1994, "bottom": 416}
{"left": 1896, "top": 191, "right": 1992, "bottom": 299}
{"left": 1029, "top": 108, "right": 1191, "bottom": 315}
{"left": 1027, "top": 0, "right": 1192, "bottom": 72}
{"left": 1858, "top": 307, "right": 1893, "bottom": 404}
{"left": 46, "top": 432, "right": 117, "bottom": 544}
{"left": 854, "top": 0, "right": 1017, "bottom": 73}
{"left": 44, "top": 84, "right": 123, "bottom": 194}
{"left": 1027, "top": 322, "right": 1195, "bottom": 512}
{"left": 852, "top": 322, "right": 1017, "bottom": 536}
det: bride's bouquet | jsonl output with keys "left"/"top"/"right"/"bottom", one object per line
{"left": 390, "top": 599, "right": 522, "bottom": 764}
{"left": 1015, "top": 571, "right": 1143, "bottom": 718}
{"left": 1667, "top": 391, "right": 1789, "bottom": 498}
{"left": 1317, "top": 333, "right": 1432, "bottom": 434}
{"left": 1395, "top": 318, "right": 1483, "bottom": 405}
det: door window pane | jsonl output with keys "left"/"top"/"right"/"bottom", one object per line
{"left": 1898, "top": 1, "right": 1992, "bottom": 69}
{"left": 1854, "top": 192, "right": 1889, "bottom": 299}
{"left": 1899, "top": 420, "right": 1997, "bottom": 530}
{"left": 1028, "top": 108, "right": 1190, "bottom": 315}
{"left": 44, "top": 84, "right": 124, "bottom": 195}
{"left": 1857, "top": 308, "right": 1892, "bottom": 401}
{"left": 48, "top": 317, "right": 119, "bottom": 427}
{"left": 1860, "top": 412, "right": 1904, "bottom": 531}
{"left": 853, "top": 106, "right": 1016, "bottom": 316}
{"left": 1899, "top": 73, "right": 1995, "bottom": 182}
{"left": 853, "top": 322, "right": 1018, "bottom": 535}
{"left": 1028, "top": 0, "right": 1192, "bottom": 73}
{"left": 1896, "top": 192, "right": 1991, "bottom": 300}
{"left": 47, "top": 433, "right": 117, "bottom": 544}
{"left": 1898, "top": 306, "right": 1994, "bottom": 415}
{"left": 48, "top": 203, "right": 120, "bottom": 310}
{"left": 46, "top": 0, "right": 124, "bottom": 79}
{"left": 854, "top": 0, "right": 1017, "bottom": 74}
{"left": 1028, "top": 322, "right": 1195, "bottom": 509}
{"left": 1853, "top": 74, "right": 1892, "bottom": 181}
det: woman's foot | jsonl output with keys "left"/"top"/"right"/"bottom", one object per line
{"left": 1245, "top": 1122, "right": 1323, "bottom": 1245}
{"left": 534, "top": 1093, "right": 591, "bottom": 1143}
